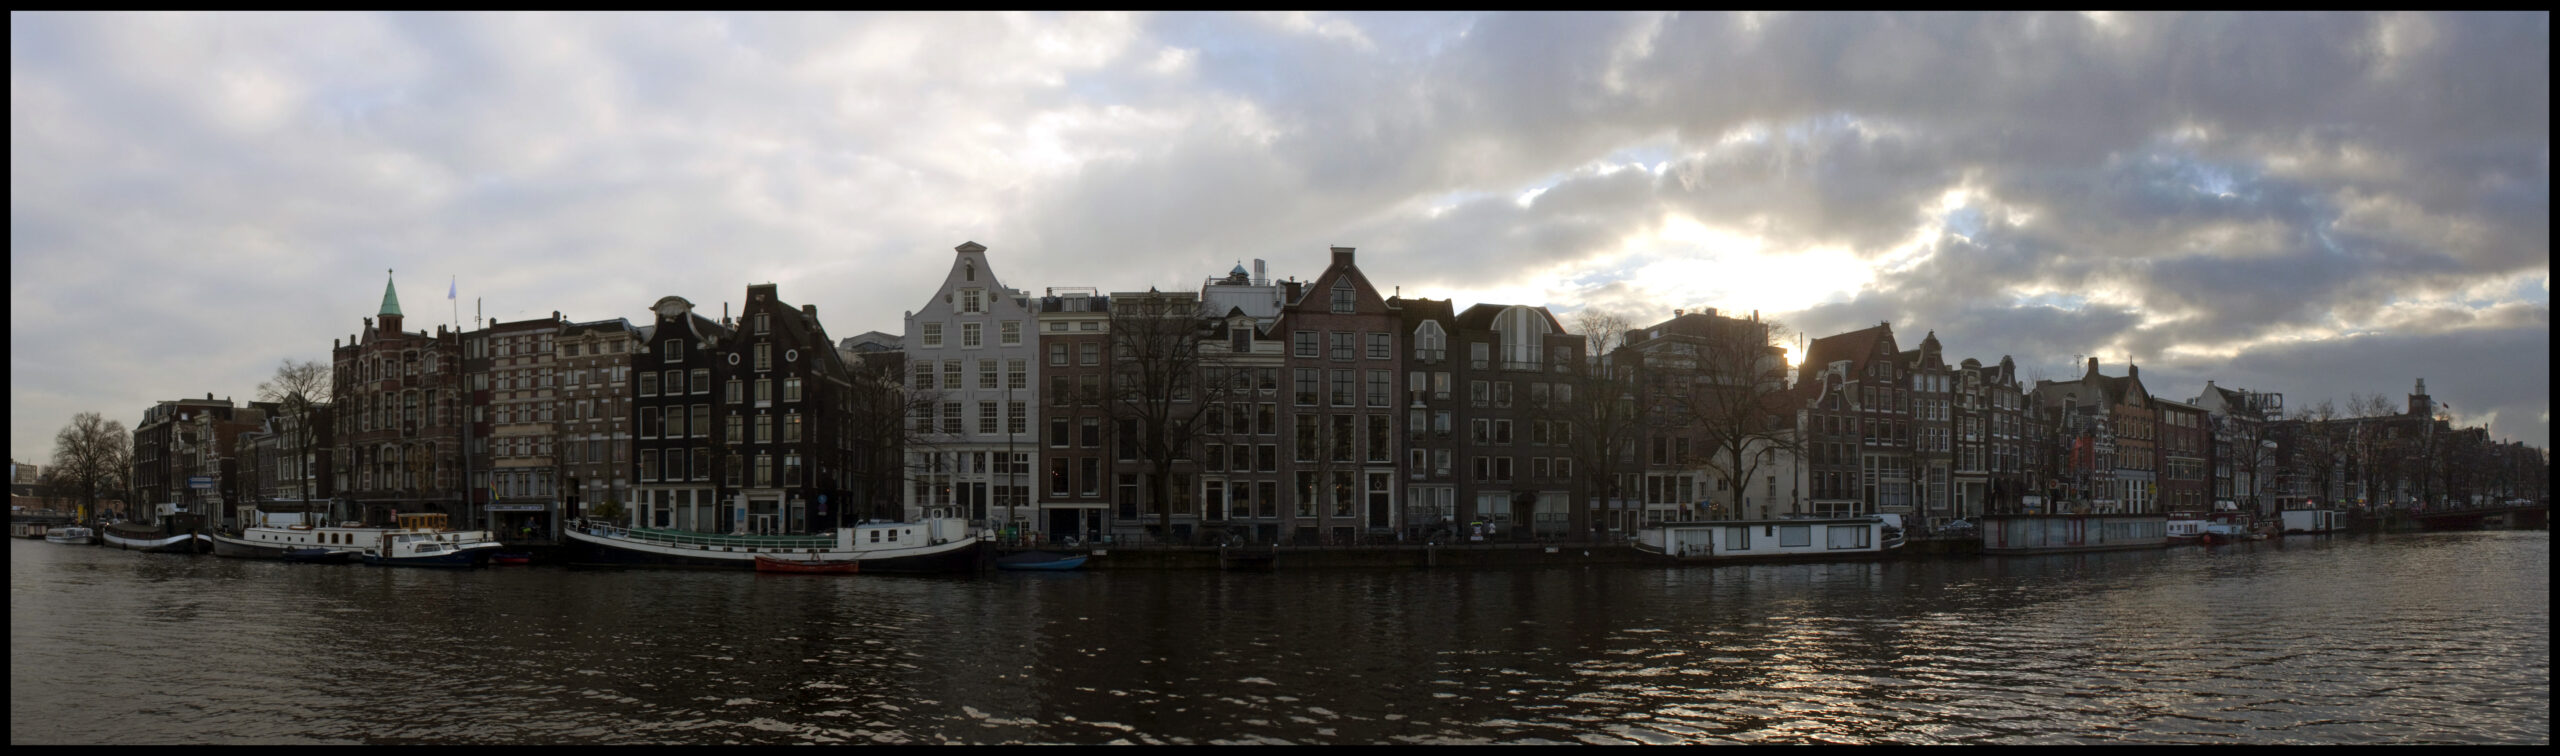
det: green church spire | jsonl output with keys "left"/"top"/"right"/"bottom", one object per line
{"left": 380, "top": 269, "right": 403, "bottom": 317}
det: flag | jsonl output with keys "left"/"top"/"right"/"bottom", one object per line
{"left": 448, "top": 276, "right": 457, "bottom": 300}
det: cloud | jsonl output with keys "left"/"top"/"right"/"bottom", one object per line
{"left": 9, "top": 11, "right": 2550, "bottom": 462}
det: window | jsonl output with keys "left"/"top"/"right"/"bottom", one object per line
{"left": 755, "top": 343, "right": 771, "bottom": 371}
{"left": 980, "top": 360, "right": 999, "bottom": 389}
{"left": 1294, "top": 331, "right": 1318, "bottom": 358}
{"left": 1331, "top": 282, "right": 1355, "bottom": 313}
{"left": 962, "top": 323, "right": 983, "bottom": 348}
{"left": 639, "top": 372, "right": 659, "bottom": 397}
{"left": 756, "top": 415, "right": 773, "bottom": 444}
{"left": 1294, "top": 369, "right": 1319, "bottom": 406}
{"left": 944, "top": 360, "right": 962, "bottom": 389}
{"left": 1049, "top": 343, "right": 1067, "bottom": 366}
{"left": 1007, "top": 401, "right": 1026, "bottom": 435}
{"left": 692, "top": 405, "right": 709, "bottom": 438}
{"left": 921, "top": 323, "right": 944, "bottom": 348}
{"left": 1331, "top": 332, "right": 1354, "bottom": 361}
{"left": 756, "top": 379, "right": 773, "bottom": 405}
{"left": 1007, "top": 359, "right": 1027, "bottom": 390}
{"left": 1331, "top": 369, "right": 1354, "bottom": 406}
{"left": 784, "top": 376, "right": 802, "bottom": 403}
{"left": 1368, "top": 332, "right": 1390, "bottom": 359}
{"left": 755, "top": 454, "right": 773, "bottom": 487}
{"left": 785, "top": 412, "right": 802, "bottom": 443}
{"left": 664, "top": 340, "right": 683, "bottom": 363}
{"left": 691, "top": 369, "right": 709, "bottom": 394}
{"left": 1001, "top": 321, "right": 1021, "bottom": 346}
{"left": 1368, "top": 370, "right": 1391, "bottom": 407}
{"left": 728, "top": 415, "right": 744, "bottom": 443}
{"left": 1081, "top": 343, "right": 1099, "bottom": 366}
{"left": 961, "top": 288, "right": 983, "bottom": 314}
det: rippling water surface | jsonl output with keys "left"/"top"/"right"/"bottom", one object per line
{"left": 10, "top": 532, "right": 2548, "bottom": 744}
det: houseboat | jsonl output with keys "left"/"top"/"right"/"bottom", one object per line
{"left": 1977, "top": 513, "right": 2169, "bottom": 555}
{"left": 1632, "top": 516, "right": 1901, "bottom": 564}
{"left": 359, "top": 513, "right": 502, "bottom": 568}
{"left": 564, "top": 513, "right": 985, "bottom": 573}
{"left": 44, "top": 526, "right": 96, "bottom": 545}
{"left": 210, "top": 510, "right": 370, "bottom": 560}
{"left": 2165, "top": 517, "right": 2208, "bottom": 545}
{"left": 103, "top": 520, "right": 209, "bottom": 553}
{"left": 2278, "top": 509, "right": 2347, "bottom": 534}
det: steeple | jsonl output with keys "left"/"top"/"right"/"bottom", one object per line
{"left": 380, "top": 269, "right": 403, "bottom": 317}
{"left": 378, "top": 269, "right": 405, "bottom": 335}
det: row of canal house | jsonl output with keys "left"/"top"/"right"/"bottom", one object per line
{"left": 903, "top": 243, "right": 1602, "bottom": 543}
{"left": 160, "top": 244, "right": 2534, "bottom": 543}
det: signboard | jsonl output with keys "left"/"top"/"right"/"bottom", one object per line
{"left": 189, "top": 476, "right": 215, "bottom": 490}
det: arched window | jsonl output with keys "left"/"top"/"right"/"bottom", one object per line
{"left": 1413, "top": 321, "right": 1447, "bottom": 360}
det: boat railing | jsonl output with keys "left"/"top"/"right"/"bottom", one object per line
{"left": 581, "top": 521, "right": 840, "bottom": 551}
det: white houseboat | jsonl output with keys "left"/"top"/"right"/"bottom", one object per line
{"left": 358, "top": 513, "right": 502, "bottom": 568}
{"left": 564, "top": 513, "right": 985, "bottom": 573}
{"left": 1632, "top": 516, "right": 1901, "bottom": 564}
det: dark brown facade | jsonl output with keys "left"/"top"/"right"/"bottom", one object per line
{"left": 331, "top": 274, "right": 468, "bottom": 525}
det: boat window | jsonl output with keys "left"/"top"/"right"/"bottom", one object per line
{"left": 1779, "top": 526, "right": 1811, "bottom": 548}
{"left": 887, "top": 530, "right": 898, "bottom": 542}
{"left": 1725, "top": 526, "right": 1751, "bottom": 550}
{"left": 869, "top": 531, "right": 880, "bottom": 543}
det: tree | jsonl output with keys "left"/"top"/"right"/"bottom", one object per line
{"left": 256, "top": 358, "right": 332, "bottom": 517}
{"left": 1106, "top": 291, "right": 1235, "bottom": 541}
{"left": 2286, "top": 399, "right": 2343, "bottom": 508}
{"left": 1650, "top": 316, "right": 1801, "bottom": 520}
{"left": 845, "top": 352, "right": 944, "bottom": 524}
{"left": 1553, "top": 309, "right": 1646, "bottom": 537}
{"left": 51, "top": 411, "right": 131, "bottom": 523}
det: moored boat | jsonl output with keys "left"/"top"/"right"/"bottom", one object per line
{"left": 359, "top": 513, "right": 502, "bottom": 568}
{"left": 44, "top": 526, "right": 96, "bottom": 545}
{"left": 1633, "top": 516, "right": 1900, "bottom": 564}
{"left": 995, "top": 550, "right": 1087, "bottom": 571}
{"left": 564, "top": 513, "right": 984, "bottom": 573}
{"left": 754, "top": 554, "right": 860, "bottom": 574}
{"left": 2166, "top": 518, "right": 2207, "bottom": 545}
{"left": 103, "top": 521, "right": 209, "bottom": 553}
{"left": 492, "top": 552, "right": 533, "bottom": 565}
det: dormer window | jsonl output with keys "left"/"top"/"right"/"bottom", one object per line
{"left": 1230, "top": 324, "right": 1252, "bottom": 353}
{"left": 961, "top": 288, "right": 984, "bottom": 314}
{"left": 1330, "top": 282, "right": 1355, "bottom": 313}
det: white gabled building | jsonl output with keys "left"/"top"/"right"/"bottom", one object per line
{"left": 903, "top": 241, "right": 1041, "bottom": 527}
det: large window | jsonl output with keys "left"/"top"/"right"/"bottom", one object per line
{"left": 921, "top": 323, "right": 943, "bottom": 348}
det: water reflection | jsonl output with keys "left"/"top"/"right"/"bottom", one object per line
{"left": 10, "top": 532, "right": 2548, "bottom": 744}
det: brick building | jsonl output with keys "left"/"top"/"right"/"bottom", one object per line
{"left": 331, "top": 273, "right": 468, "bottom": 525}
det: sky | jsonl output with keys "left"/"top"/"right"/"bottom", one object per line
{"left": 10, "top": 11, "right": 2551, "bottom": 466}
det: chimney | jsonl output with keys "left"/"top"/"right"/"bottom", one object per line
{"left": 552, "top": 310, "right": 561, "bottom": 322}
{"left": 804, "top": 304, "right": 817, "bottom": 319}
{"left": 1704, "top": 307, "right": 1716, "bottom": 319}
{"left": 1330, "top": 246, "right": 1355, "bottom": 267}
{"left": 2128, "top": 364, "right": 2138, "bottom": 379}
{"left": 1254, "top": 259, "right": 1267, "bottom": 286}
{"left": 1674, "top": 309, "right": 1684, "bottom": 317}
{"left": 2086, "top": 356, "right": 2099, "bottom": 376}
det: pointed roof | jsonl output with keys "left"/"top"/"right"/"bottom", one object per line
{"left": 379, "top": 271, "right": 403, "bottom": 317}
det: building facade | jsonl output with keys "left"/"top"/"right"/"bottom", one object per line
{"left": 904, "top": 242, "right": 1041, "bottom": 527}
{"left": 331, "top": 274, "right": 468, "bottom": 525}
{"left": 632, "top": 295, "right": 732, "bottom": 532}
{"left": 555, "top": 317, "right": 640, "bottom": 523}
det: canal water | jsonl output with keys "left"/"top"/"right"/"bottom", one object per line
{"left": 9, "top": 532, "right": 2547, "bottom": 744}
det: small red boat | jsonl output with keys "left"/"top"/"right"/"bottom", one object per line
{"left": 492, "top": 552, "right": 533, "bottom": 565}
{"left": 754, "top": 554, "right": 860, "bottom": 574}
